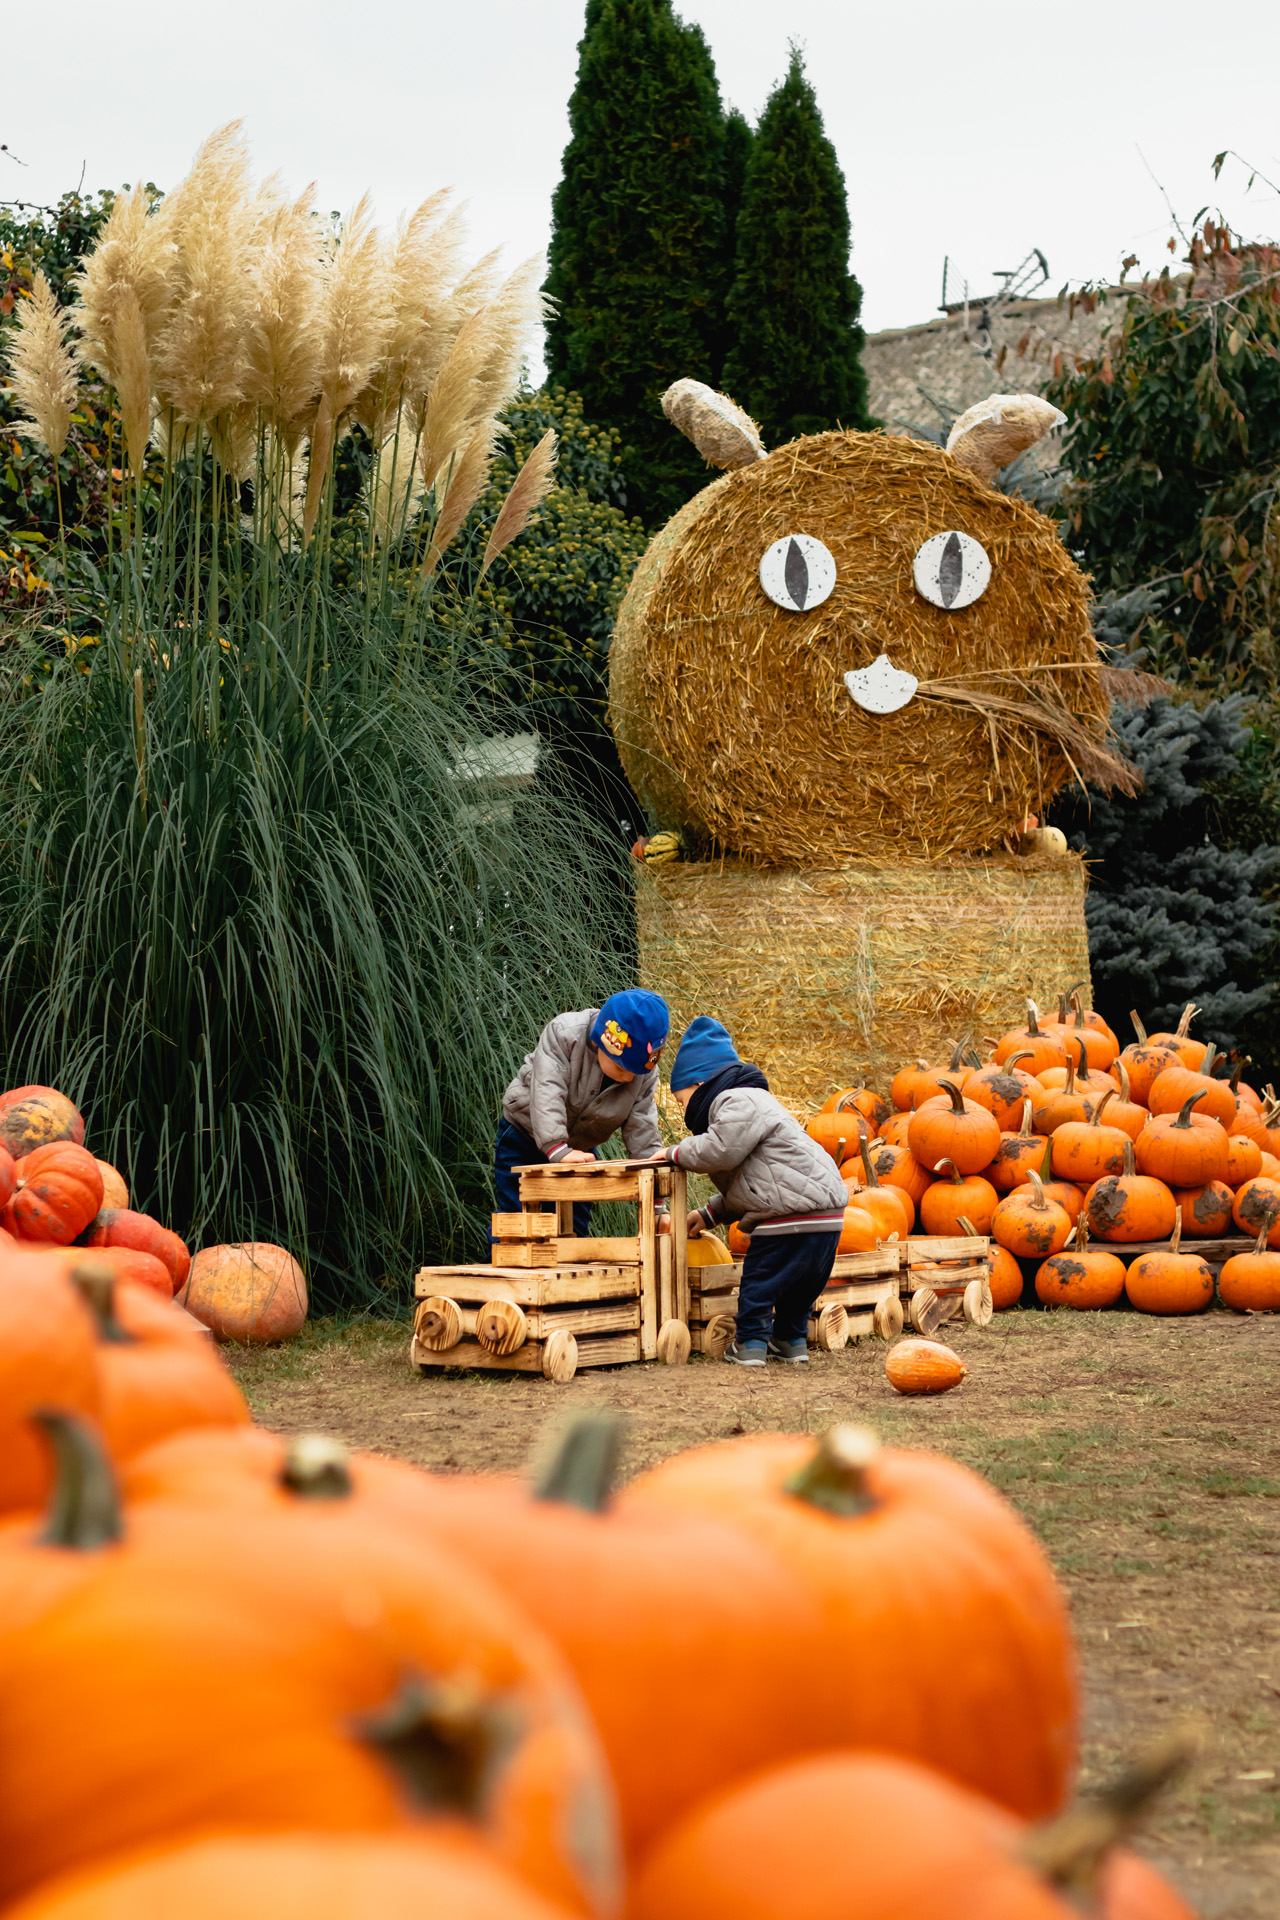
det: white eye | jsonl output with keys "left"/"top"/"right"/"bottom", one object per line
{"left": 913, "top": 530, "right": 991, "bottom": 610}
{"left": 759, "top": 534, "right": 836, "bottom": 611}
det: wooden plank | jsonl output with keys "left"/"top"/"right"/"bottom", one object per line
{"left": 494, "top": 1237, "right": 641, "bottom": 1268}
{"left": 490, "top": 1212, "right": 557, "bottom": 1240}
{"left": 907, "top": 1260, "right": 990, "bottom": 1289}
{"left": 519, "top": 1171, "right": 643, "bottom": 1203}
{"left": 412, "top": 1331, "right": 643, "bottom": 1374}
{"left": 639, "top": 1166, "right": 658, "bottom": 1360}
{"left": 414, "top": 1265, "right": 640, "bottom": 1305}
{"left": 823, "top": 1278, "right": 899, "bottom": 1310}
{"left": 671, "top": 1165, "right": 690, "bottom": 1324}
{"left": 526, "top": 1302, "right": 640, "bottom": 1338}
{"left": 659, "top": 1226, "right": 674, "bottom": 1325}
{"left": 689, "top": 1290, "right": 738, "bottom": 1322}
{"left": 556, "top": 1199, "right": 575, "bottom": 1236}
{"left": 832, "top": 1247, "right": 905, "bottom": 1279}
{"left": 1097, "top": 1234, "right": 1250, "bottom": 1260}
{"left": 906, "top": 1236, "right": 987, "bottom": 1262}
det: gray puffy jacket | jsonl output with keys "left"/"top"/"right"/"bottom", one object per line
{"left": 668, "top": 1087, "right": 848, "bottom": 1234}
{"left": 503, "top": 1010, "right": 663, "bottom": 1160}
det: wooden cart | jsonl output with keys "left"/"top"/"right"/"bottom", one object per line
{"left": 902, "top": 1235, "right": 994, "bottom": 1335}
{"left": 688, "top": 1245, "right": 907, "bottom": 1357}
{"left": 411, "top": 1159, "right": 690, "bottom": 1383}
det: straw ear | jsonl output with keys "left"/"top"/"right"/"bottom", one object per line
{"left": 661, "top": 378, "right": 766, "bottom": 470}
{"left": 945, "top": 392, "right": 1066, "bottom": 486}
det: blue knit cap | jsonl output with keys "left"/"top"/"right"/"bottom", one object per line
{"left": 590, "top": 990, "right": 669, "bottom": 1074}
{"left": 670, "top": 1016, "right": 740, "bottom": 1091}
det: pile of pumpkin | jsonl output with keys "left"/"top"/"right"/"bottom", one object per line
{"left": 0, "top": 1231, "right": 1199, "bottom": 1920}
{"left": 0, "top": 1083, "right": 306, "bottom": 1341}
{"left": 799, "top": 994, "right": 1280, "bottom": 1316}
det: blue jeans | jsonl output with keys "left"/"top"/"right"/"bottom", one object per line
{"left": 736, "top": 1231, "right": 842, "bottom": 1345}
{"left": 491, "top": 1117, "right": 593, "bottom": 1250}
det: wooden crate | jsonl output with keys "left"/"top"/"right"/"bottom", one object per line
{"left": 688, "top": 1244, "right": 906, "bottom": 1356}
{"left": 903, "top": 1235, "right": 993, "bottom": 1333}
{"left": 410, "top": 1159, "right": 691, "bottom": 1383}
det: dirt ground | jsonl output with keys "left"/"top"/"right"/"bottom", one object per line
{"left": 227, "top": 1308, "right": 1280, "bottom": 1919}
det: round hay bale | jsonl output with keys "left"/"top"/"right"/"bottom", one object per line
{"left": 609, "top": 429, "right": 1113, "bottom": 866}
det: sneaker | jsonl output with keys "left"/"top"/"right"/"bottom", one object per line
{"left": 768, "top": 1337, "right": 809, "bottom": 1366}
{"left": 721, "top": 1340, "right": 768, "bottom": 1367}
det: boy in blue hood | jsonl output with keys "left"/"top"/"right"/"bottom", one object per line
{"left": 651, "top": 1016, "right": 848, "bottom": 1365}
{"left": 494, "top": 989, "right": 669, "bottom": 1242}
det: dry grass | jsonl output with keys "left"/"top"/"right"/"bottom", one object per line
{"left": 610, "top": 431, "right": 1124, "bottom": 865}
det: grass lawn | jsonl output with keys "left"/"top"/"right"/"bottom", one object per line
{"left": 228, "top": 1306, "right": 1280, "bottom": 1919}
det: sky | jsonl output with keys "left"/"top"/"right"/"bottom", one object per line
{"left": 5, "top": 0, "right": 1280, "bottom": 360}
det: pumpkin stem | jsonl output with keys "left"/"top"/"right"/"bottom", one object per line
{"left": 956, "top": 1214, "right": 978, "bottom": 1237}
{"left": 1063, "top": 1056, "right": 1077, "bottom": 1096}
{"left": 1174, "top": 1094, "right": 1201, "bottom": 1130}
{"left": 858, "top": 1129, "right": 881, "bottom": 1190}
{"left": 1089, "top": 1089, "right": 1115, "bottom": 1126}
{"left": 1005, "top": 1049, "right": 1035, "bottom": 1075}
{"left": 1254, "top": 1210, "right": 1276, "bottom": 1255}
{"left": 355, "top": 1672, "right": 515, "bottom": 1817}
{"left": 1116, "top": 1059, "right": 1132, "bottom": 1103}
{"left": 833, "top": 1089, "right": 860, "bottom": 1113}
{"left": 1077, "top": 1214, "right": 1091, "bottom": 1255}
{"left": 1025, "top": 1170, "right": 1048, "bottom": 1211}
{"left": 1227, "top": 1058, "right": 1249, "bottom": 1094}
{"left": 1021, "top": 1724, "right": 1201, "bottom": 1899}
{"left": 1122, "top": 1137, "right": 1136, "bottom": 1178}
{"left": 1025, "top": 998, "right": 1042, "bottom": 1037}
{"left": 1170, "top": 1213, "right": 1183, "bottom": 1256}
{"left": 783, "top": 1425, "right": 880, "bottom": 1518}
{"left": 281, "top": 1433, "right": 353, "bottom": 1500}
{"left": 531, "top": 1412, "right": 623, "bottom": 1513}
{"left": 934, "top": 1157, "right": 964, "bottom": 1187}
{"left": 947, "top": 1035, "right": 971, "bottom": 1072}
{"left": 1129, "top": 1009, "right": 1149, "bottom": 1044}
{"left": 32, "top": 1411, "right": 122, "bottom": 1550}
{"left": 67, "top": 1262, "right": 133, "bottom": 1345}
{"left": 1056, "top": 989, "right": 1072, "bottom": 1024}
{"left": 1175, "top": 1001, "right": 1199, "bottom": 1040}
{"left": 937, "top": 1078, "right": 967, "bottom": 1116}
{"left": 1018, "top": 1099, "right": 1035, "bottom": 1139}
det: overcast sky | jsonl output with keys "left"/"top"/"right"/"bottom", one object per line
{"left": 6, "top": 0, "right": 1280, "bottom": 357}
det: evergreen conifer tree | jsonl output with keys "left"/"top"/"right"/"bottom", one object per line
{"left": 721, "top": 48, "right": 870, "bottom": 444}
{"left": 545, "top": 0, "right": 734, "bottom": 525}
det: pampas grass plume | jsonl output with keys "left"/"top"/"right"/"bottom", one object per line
{"left": 5, "top": 270, "right": 78, "bottom": 458}
{"left": 152, "top": 124, "right": 255, "bottom": 425}
{"left": 469, "top": 255, "right": 548, "bottom": 420}
{"left": 480, "top": 428, "right": 557, "bottom": 577}
{"left": 357, "top": 191, "right": 467, "bottom": 436}
{"left": 422, "top": 417, "right": 501, "bottom": 577}
{"left": 316, "top": 194, "right": 393, "bottom": 419}
{"left": 414, "top": 302, "right": 490, "bottom": 491}
{"left": 243, "top": 186, "right": 324, "bottom": 446}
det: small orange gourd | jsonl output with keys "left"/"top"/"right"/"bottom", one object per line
{"left": 963, "top": 1051, "right": 1050, "bottom": 1132}
{"left": 988, "top": 1104, "right": 1051, "bottom": 1194}
{"left": 1219, "top": 1211, "right": 1280, "bottom": 1311}
{"left": 843, "top": 1133, "right": 914, "bottom": 1237}
{"left": 1031, "top": 1056, "right": 1092, "bottom": 1137}
{"left": 1223, "top": 1131, "right": 1263, "bottom": 1188}
{"left": 862, "top": 1138, "right": 934, "bottom": 1207}
{"left": 1144, "top": 1000, "right": 1208, "bottom": 1067}
{"left": 1147, "top": 1042, "right": 1237, "bottom": 1128}
{"left": 819, "top": 1088, "right": 889, "bottom": 1136}
{"left": 3, "top": 1145, "right": 104, "bottom": 1245}
{"left": 1116, "top": 1011, "right": 1184, "bottom": 1105}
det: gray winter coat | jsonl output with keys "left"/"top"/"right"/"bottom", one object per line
{"left": 669, "top": 1086, "right": 849, "bottom": 1234}
{"left": 503, "top": 1010, "right": 663, "bottom": 1160}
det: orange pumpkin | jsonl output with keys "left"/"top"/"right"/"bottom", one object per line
{"left": 818, "top": 1087, "right": 889, "bottom": 1136}
{"left": 862, "top": 1138, "right": 934, "bottom": 1208}
{"left": 1262, "top": 1151, "right": 1280, "bottom": 1179}
{"left": 1227, "top": 1100, "right": 1270, "bottom": 1149}
{"left": 1029, "top": 1178, "right": 1084, "bottom": 1224}
{"left": 0, "top": 1146, "right": 14, "bottom": 1214}
{"left": 953, "top": 1211, "right": 1022, "bottom": 1309}
{"left": 629, "top": 1750, "right": 1197, "bottom": 1920}
{"left": 1084, "top": 1140, "right": 1176, "bottom": 1244}
{"left": 1147, "top": 1042, "right": 1237, "bottom": 1128}
{"left": 837, "top": 1205, "right": 879, "bottom": 1254}
{"left": 963, "top": 1050, "right": 1050, "bottom": 1132}
{"left": 177, "top": 1242, "right": 308, "bottom": 1342}
{"left": 1102, "top": 1061, "right": 1148, "bottom": 1142}
{"left": 1231, "top": 1176, "right": 1280, "bottom": 1248}
{"left": 93, "top": 1161, "right": 130, "bottom": 1209}
{"left": 1116, "top": 1012, "right": 1184, "bottom": 1106}
{"left": 910, "top": 1041, "right": 979, "bottom": 1108}
{"left": 1057, "top": 1002, "right": 1119, "bottom": 1074}
{"left": 1034, "top": 1217, "right": 1126, "bottom": 1310}
{"left": 79, "top": 1209, "right": 191, "bottom": 1294}
{"left": 1135, "top": 1097, "right": 1230, "bottom": 1186}
{"left": 987, "top": 1104, "right": 1051, "bottom": 1194}
{"left": 885, "top": 1337, "right": 966, "bottom": 1395}
{"left": 3, "top": 1144, "right": 103, "bottom": 1245}
{"left": 879, "top": 1110, "right": 913, "bottom": 1148}
{"left": 0, "top": 1419, "right": 618, "bottom": 1916}
{"left": 890, "top": 1058, "right": 933, "bottom": 1112}
{"left": 1219, "top": 1215, "right": 1280, "bottom": 1312}
{"left": 622, "top": 1426, "right": 1078, "bottom": 1821}
{"left": 727, "top": 1222, "right": 751, "bottom": 1258}
{"left": 1049, "top": 1091, "right": 1129, "bottom": 1186}
{"left": 1223, "top": 1131, "right": 1263, "bottom": 1188}
{"left": 1145, "top": 1001, "right": 1208, "bottom": 1068}
{"left": 1172, "top": 1180, "right": 1234, "bottom": 1238}
{"left": 920, "top": 1158, "right": 998, "bottom": 1236}
{"left": 843, "top": 1135, "right": 914, "bottom": 1236}
{"left": 991, "top": 1172, "right": 1072, "bottom": 1259}
{"left": 805, "top": 1113, "right": 862, "bottom": 1165}
{"left": 76, "top": 1244, "right": 173, "bottom": 1298}
{"left": 0, "top": 1089, "right": 85, "bottom": 1157}
{"left": 0, "top": 1832, "right": 582, "bottom": 1920}
{"left": 993, "top": 1002, "right": 1068, "bottom": 1077}
{"left": 1125, "top": 1217, "right": 1214, "bottom": 1315}
{"left": 1036, "top": 1035, "right": 1118, "bottom": 1100}
{"left": 907, "top": 1081, "right": 1000, "bottom": 1177}
{"left": 1031, "top": 1057, "right": 1092, "bottom": 1137}
{"left": 0, "top": 1249, "right": 103, "bottom": 1514}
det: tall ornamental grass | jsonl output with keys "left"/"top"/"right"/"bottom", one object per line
{"left": 0, "top": 126, "right": 631, "bottom": 1310}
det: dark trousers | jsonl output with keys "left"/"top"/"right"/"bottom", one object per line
{"left": 736, "top": 1230, "right": 842, "bottom": 1346}
{"left": 492, "top": 1117, "right": 593, "bottom": 1250}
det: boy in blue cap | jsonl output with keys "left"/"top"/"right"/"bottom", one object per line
{"left": 652, "top": 1016, "right": 848, "bottom": 1365}
{"left": 494, "top": 990, "right": 670, "bottom": 1242}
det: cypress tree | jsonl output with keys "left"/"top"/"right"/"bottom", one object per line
{"left": 721, "top": 47, "right": 870, "bottom": 445}
{"left": 544, "top": 0, "right": 733, "bottom": 525}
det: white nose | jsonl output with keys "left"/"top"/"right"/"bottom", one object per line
{"left": 844, "top": 655, "right": 918, "bottom": 715}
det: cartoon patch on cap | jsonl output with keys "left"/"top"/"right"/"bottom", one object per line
{"left": 600, "top": 1020, "right": 631, "bottom": 1058}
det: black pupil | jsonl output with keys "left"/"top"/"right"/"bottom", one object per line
{"left": 938, "top": 532, "right": 964, "bottom": 608}
{"left": 784, "top": 538, "right": 809, "bottom": 610}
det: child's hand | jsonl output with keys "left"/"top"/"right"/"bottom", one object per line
{"left": 645, "top": 1148, "right": 669, "bottom": 1162}
{"left": 685, "top": 1210, "right": 704, "bottom": 1237}
{"left": 560, "top": 1149, "right": 595, "bottom": 1164}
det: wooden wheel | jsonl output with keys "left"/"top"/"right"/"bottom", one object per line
{"left": 872, "top": 1293, "right": 904, "bottom": 1340}
{"left": 656, "top": 1318, "right": 692, "bottom": 1365}
{"left": 476, "top": 1297, "right": 528, "bottom": 1356}
{"left": 702, "top": 1312, "right": 735, "bottom": 1359}
{"left": 541, "top": 1329, "right": 578, "bottom": 1383}
{"left": 815, "top": 1301, "right": 848, "bottom": 1351}
{"left": 963, "top": 1276, "right": 994, "bottom": 1327}
{"left": 414, "top": 1295, "right": 463, "bottom": 1352}
{"left": 907, "top": 1286, "right": 943, "bottom": 1338}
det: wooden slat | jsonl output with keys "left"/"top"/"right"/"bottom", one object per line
{"left": 412, "top": 1331, "right": 643, "bottom": 1374}
{"left": 494, "top": 1237, "right": 642, "bottom": 1268}
{"left": 832, "top": 1247, "right": 905, "bottom": 1279}
{"left": 639, "top": 1166, "right": 658, "bottom": 1360}
{"left": 823, "top": 1278, "right": 899, "bottom": 1310}
{"left": 906, "top": 1236, "right": 987, "bottom": 1262}
{"left": 671, "top": 1165, "right": 690, "bottom": 1324}
{"left": 659, "top": 1225, "right": 674, "bottom": 1325}
{"left": 1100, "top": 1234, "right": 1250, "bottom": 1260}
{"left": 490, "top": 1212, "right": 557, "bottom": 1240}
{"left": 519, "top": 1171, "right": 644, "bottom": 1203}
{"left": 414, "top": 1265, "right": 640, "bottom": 1305}
{"left": 526, "top": 1301, "right": 640, "bottom": 1338}
{"left": 906, "top": 1260, "right": 990, "bottom": 1289}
